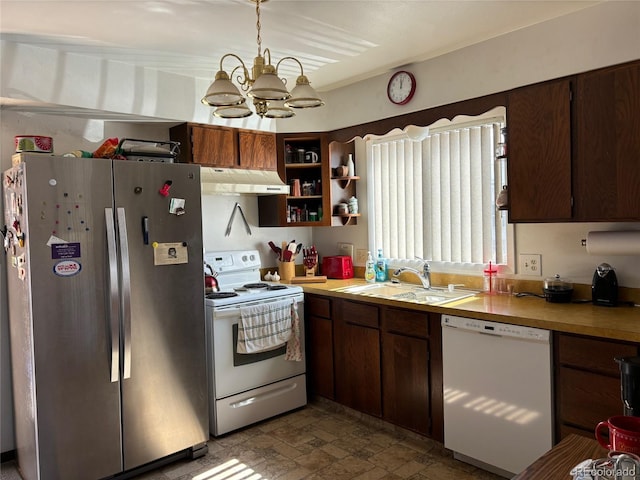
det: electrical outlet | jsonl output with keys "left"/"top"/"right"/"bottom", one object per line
{"left": 338, "top": 242, "right": 354, "bottom": 259}
{"left": 519, "top": 254, "right": 542, "bottom": 276}
{"left": 355, "top": 249, "right": 368, "bottom": 265}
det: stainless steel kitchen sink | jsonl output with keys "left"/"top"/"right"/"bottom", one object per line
{"left": 332, "top": 282, "right": 477, "bottom": 306}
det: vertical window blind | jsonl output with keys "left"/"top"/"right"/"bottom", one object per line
{"left": 368, "top": 121, "right": 507, "bottom": 267}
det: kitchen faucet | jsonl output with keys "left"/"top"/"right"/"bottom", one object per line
{"left": 392, "top": 261, "right": 431, "bottom": 289}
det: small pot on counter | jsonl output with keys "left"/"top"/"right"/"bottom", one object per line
{"left": 543, "top": 274, "right": 573, "bottom": 303}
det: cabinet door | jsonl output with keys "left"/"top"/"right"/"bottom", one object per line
{"left": 334, "top": 300, "right": 381, "bottom": 417}
{"left": 573, "top": 61, "right": 640, "bottom": 221}
{"left": 382, "top": 339, "right": 429, "bottom": 435}
{"left": 239, "top": 131, "right": 277, "bottom": 170}
{"left": 307, "top": 315, "right": 334, "bottom": 399}
{"left": 382, "top": 309, "right": 430, "bottom": 436}
{"left": 507, "top": 79, "right": 572, "bottom": 222}
{"left": 305, "top": 295, "right": 334, "bottom": 400}
{"left": 190, "top": 125, "right": 238, "bottom": 167}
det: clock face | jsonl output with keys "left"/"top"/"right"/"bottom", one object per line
{"left": 387, "top": 71, "right": 416, "bottom": 105}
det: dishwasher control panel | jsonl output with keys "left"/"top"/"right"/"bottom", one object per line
{"left": 441, "top": 315, "right": 550, "bottom": 342}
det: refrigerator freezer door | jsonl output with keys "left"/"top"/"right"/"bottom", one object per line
{"left": 112, "top": 161, "right": 208, "bottom": 470}
{"left": 5, "top": 156, "right": 123, "bottom": 480}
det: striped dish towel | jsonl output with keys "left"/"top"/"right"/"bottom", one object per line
{"left": 238, "top": 298, "right": 293, "bottom": 354}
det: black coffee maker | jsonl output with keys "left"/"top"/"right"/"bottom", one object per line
{"left": 592, "top": 263, "right": 618, "bottom": 306}
{"left": 616, "top": 356, "right": 640, "bottom": 416}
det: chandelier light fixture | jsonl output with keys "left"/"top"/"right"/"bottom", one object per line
{"left": 201, "top": 0, "right": 324, "bottom": 119}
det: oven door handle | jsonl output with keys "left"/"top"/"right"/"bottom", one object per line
{"left": 210, "top": 295, "right": 304, "bottom": 314}
{"left": 229, "top": 383, "right": 299, "bottom": 409}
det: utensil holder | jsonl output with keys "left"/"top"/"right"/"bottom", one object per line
{"left": 279, "top": 261, "right": 295, "bottom": 283}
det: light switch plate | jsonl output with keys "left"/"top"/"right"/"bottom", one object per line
{"left": 337, "top": 242, "right": 354, "bottom": 260}
{"left": 355, "top": 249, "right": 368, "bottom": 265}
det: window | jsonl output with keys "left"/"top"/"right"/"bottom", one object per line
{"left": 366, "top": 113, "right": 510, "bottom": 272}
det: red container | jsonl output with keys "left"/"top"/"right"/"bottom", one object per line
{"left": 322, "top": 255, "right": 354, "bottom": 279}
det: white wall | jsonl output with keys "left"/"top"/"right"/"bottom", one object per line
{"left": 201, "top": 193, "right": 312, "bottom": 269}
{"left": 1, "top": 0, "right": 640, "bottom": 454}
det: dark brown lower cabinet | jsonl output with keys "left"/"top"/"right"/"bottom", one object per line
{"left": 309, "top": 294, "right": 443, "bottom": 441}
{"left": 382, "top": 308, "right": 431, "bottom": 436}
{"left": 305, "top": 294, "right": 335, "bottom": 400}
{"left": 554, "top": 332, "right": 639, "bottom": 441}
{"left": 334, "top": 300, "right": 382, "bottom": 417}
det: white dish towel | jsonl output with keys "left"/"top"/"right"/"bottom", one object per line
{"left": 238, "top": 298, "right": 295, "bottom": 355}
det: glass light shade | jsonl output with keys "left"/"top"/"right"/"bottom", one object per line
{"left": 213, "top": 101, "right": 252, "bottom": 119}
{"left": 248, "top": 65, "right": 290, "bottom": 101}
{"left": 263, "top": 100, "right": 295, "bottom": 119}
{"left": 285, "top": 75, "right": 324, "bottom": 108}
{"left": 202, "top": 71, "right": 244, "bottom": 106}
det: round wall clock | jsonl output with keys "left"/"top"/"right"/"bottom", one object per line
{"left": 387, "top": 71, "right": 416, "bottom": 105}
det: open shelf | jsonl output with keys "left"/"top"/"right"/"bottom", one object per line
{"left": 288, "top": 195, "right": 323, "bottom": 200}
{"left": 331, "top": 176, "right": 360, "bottom": 189}
{"left": 285, "top": 162, "right": 322, "bottom": 168}
{"left": 332, "top": 213, "right": 361, "bottom": 225}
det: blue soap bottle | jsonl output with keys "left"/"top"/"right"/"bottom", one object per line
{"left": 375, "top": 249, "right": 387, "bottom": 282}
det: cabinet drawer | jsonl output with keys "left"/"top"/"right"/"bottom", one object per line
{"left": 342, "top": 301, "right": 379, "bottom": 329}
{"left": 383, "top": 309, "right": 429, "bottom": 338}
{"left": 557, "top": 367, "right": 623, "bottom": 429}
{"left": 305, "top": 295, "right": 331, "bottom": 319}
{"left": 557, "top": 334, "right": 637, "bottom": 376}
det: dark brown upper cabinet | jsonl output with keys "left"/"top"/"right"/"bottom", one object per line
{"left": 506, "top": 60, "right": 640, "bottom": 222}
{"left": 170, "top": 123, "right": 277, "bottom": 170}
{"left": 573, "top": 61, "right": 640, "bottom": 221}
{"left": 507, "top": 78, "right": 573, "bottom": 222}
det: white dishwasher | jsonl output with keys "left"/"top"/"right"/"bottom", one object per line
{"left": 441, "top": 315, "right": 553, "bottom": 478}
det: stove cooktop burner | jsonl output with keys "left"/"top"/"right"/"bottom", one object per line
{"left": 206, "top": 292, "right": 239, "bottom": 300}
{"left": 237, "top": 283, "right": 290, "bottom": 292}
{"left": 243, "top": 282, "right": 269, "bottom": 289}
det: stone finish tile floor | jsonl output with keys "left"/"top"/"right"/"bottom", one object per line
{"left": 0, "top": 399, "right": 503, "bottom": 480}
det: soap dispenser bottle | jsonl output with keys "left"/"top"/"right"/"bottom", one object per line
{"left": 375, "top": 249, "right": 388, "bottom": 282}
{"left": 365, "top": 251, "right": 376, "bottom": 283}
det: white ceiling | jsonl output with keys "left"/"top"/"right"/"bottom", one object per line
{"left": 1, "top": 0, "right": 597, "bottom": 111}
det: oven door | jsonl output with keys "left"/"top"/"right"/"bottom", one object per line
{"left": 207, "top": 293, "right": 305, "bottom": 400}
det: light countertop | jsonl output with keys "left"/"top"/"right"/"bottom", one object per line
{"left": 299, "top": 278, "right": 640, "bottom": 342}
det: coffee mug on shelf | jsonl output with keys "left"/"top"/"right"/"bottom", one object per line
{"left": 305, "top": 151, "right": 318, "bottom": 163}
{"left": 596, "top": 415, "right": 640, "bottom": 455}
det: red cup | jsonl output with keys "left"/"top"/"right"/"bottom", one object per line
{"left": 595, "top": 415, "right": 640, "bottom": 455}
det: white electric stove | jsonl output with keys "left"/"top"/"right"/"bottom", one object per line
{"left": 203, "top": 250, "right": 306, "bottom": 436}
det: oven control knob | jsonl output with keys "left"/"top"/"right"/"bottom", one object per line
{"left": 250, "top": 254, "right": 256, "bottom": 261}
{"left": 242, "top": 255, "right": 247, "bottom": 262}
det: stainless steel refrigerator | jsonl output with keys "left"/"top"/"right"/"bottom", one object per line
{"left": 3, "top": 154, "right": 208, "bottom": 480}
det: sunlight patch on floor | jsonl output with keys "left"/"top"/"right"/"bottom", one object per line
{"left": 192, "top": 458, "right": 262, "bottom": 480}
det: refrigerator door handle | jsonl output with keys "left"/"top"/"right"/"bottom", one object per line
{"left": 117, "top": 207, "right": 133, "bottom": 379}
{"left": 105, "top": 208, "right": 120, "bottom": 383}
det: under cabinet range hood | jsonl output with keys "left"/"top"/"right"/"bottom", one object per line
{"left": 200, "top": 167, "right": 289, "bottom": 195}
